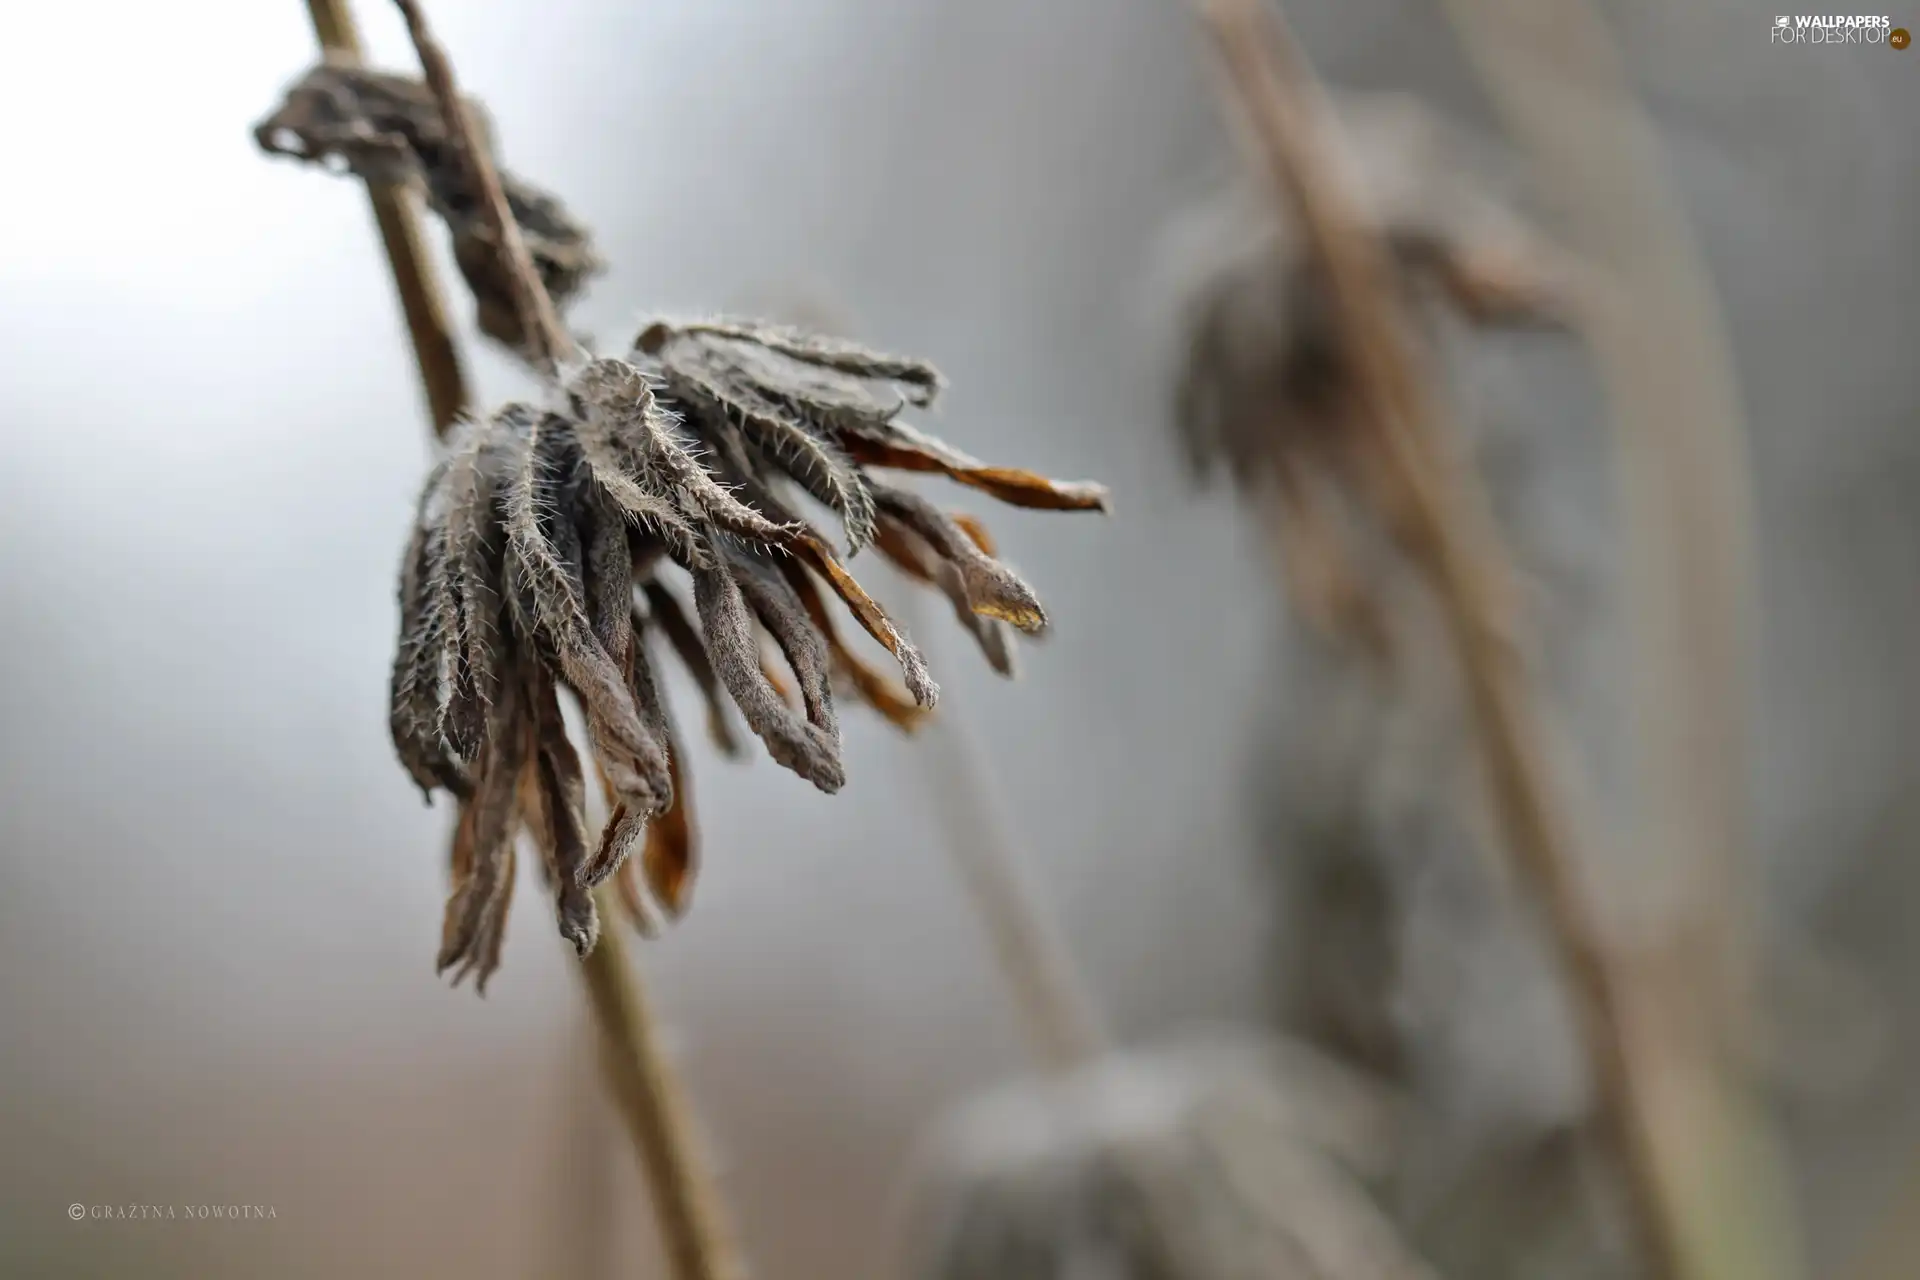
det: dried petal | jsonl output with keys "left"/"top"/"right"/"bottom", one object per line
{"left": 839, "top": 418, "right": 1111, "bottom": 513}
{"left": 642, "top": 580, "right": 743, "bottom": 757}
{"left": 655, "top": 341, "right": 878, "bottom": 549}
{"left": 254, "top": 62, "right": 603, "bottom": 357}
{"left": 565, "top": 366, "right": 706, "bottom": 563}
{"left": 785, "top": 529, "right": 939, "bottom": 708}
{"left": 390, "top": 464, "right": 472, "bottom": 798}
{"left": 781, "top": 560, "right": 932, "bottom": 732}
{"left": 441, "top": 416, "right": 510, "bottom": 761}
{"left": 642, "top": 729, "right": 698, "bottom": 918}
{"left": 639, "top": 317, "right": 945, "bottom": 406}
{"left": 871, "top": 483, "right": 1049, "bottom": 633}
{"left": 692, "top": 551, "right": 845, "bottom": 793}
{"left": 727, "top": 546, "right": 840, "bottom": 745}
{"left": 873, "top": 517, "right": 1019, "bottom": 677}
{"left": 503, "top": 407, "right": 669, "bottom": 810}
{"left": 524, "top": 668, "right": 599, "bottom": 952}
{"left": 571, "top": 357, "right": 793, "bottom": 551}
{"left": 438, "top": 674, "right": 532, "bottom": 988}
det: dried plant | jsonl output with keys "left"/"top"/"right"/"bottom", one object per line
{"left": 1185, "top": 0, "right": 1686, "bottom": 1276}
{"left": 1432, "top": 2, "right": 1799, "bottom": 1278}
{"left": 249, "top": 1, "right": 1114, "bottom": 992}
{"left": 906, "top": 1033, "right": 1436, "bottom": 1280}
{"left": 255, "top": 60, "right": 604, "bottom": 357}
{"left": 264, "top": 4, "right": 1107, "bottom": 1277}
{"left": 1173, "top": 91, "right": 1570, "bottom": 651}
{"left": 394, "top": 324, "right": 1108, "bottom": 987}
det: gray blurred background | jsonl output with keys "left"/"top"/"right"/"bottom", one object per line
{"left": 0, "top": 1, "right": 1914, "bottom": 1277}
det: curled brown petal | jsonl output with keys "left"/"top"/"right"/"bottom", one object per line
{"left": 565, "top": 365, "right": 706, "bottom": 562}
{"left": 950, "top": 512, "right": 999, "bottom": 558}
{"left": 524, "top": 668, "right": 600, "bottom": 951}
{"left": 728, "top": 547, "right": 840, "bottom": 745}
{"left": 458, "top": 844, "right": 516, "bottom": 995}
{"left": 571, "top": 357, "right": 793, "bottom": 551}
{"left": 643, "top": 734, "right": 698, "bottom": 918}
{"left": 440, "top": 414, "right": 508, "bottom": 762}
{"left": 870, "top": 483, "right": 1048, "bottom": 633}
{"left": 390, "top": 491, "right": 472, "bottom": 799}
{"left": 580, "top": 489, "right": 636, "bottom": 669}
{"left": 579, "top": 610, "right": 680, "bottom": 891}
{"left": 641, "top": 580, "right": 743, "bottom": 757}
{"left": 782, "top": 529, "right": 939, "bottom": 708}
{"left": 438, "top": 674, "right": 531, "bottom": 989}
{"left": 838, "top": 419, "right": 1110, "bottom": 512}
{"left": 656, "top": 342, "right": 877, "bottom": 548}
{"left": 781, "top": 559, "right": 932, "bottom": 732}
{"left": 692, "top": 553, "right": 845, "bottom": 793}
{"left": 638, "top": 317, "right": 945, "bottom": 407}
{"left": 872, "top": 517, "right": 1018, "bottom": 677}
{"left": 504, "top": 413, "right": 669, "bottom": 810}
{"left": 588, "top": 802, "right": 650, "bottom": 894}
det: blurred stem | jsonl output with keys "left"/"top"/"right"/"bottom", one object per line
{"left": 297, "top": 3, "right": 748, "bottom": 1276}
{"left": 302, "top": 0, "right": 468, "bottom": 438}
{"left": 1195, "top": 2, "right": 1698, "bottom": 1277}
{"left": 1428, "top": 3, "right": 1798, "bottom": 1279}
{"left": 903, "top": 636, "right": 1107, "bottom": 1072}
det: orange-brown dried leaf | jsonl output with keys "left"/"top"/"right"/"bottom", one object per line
{"left": 440, "top": 800, "right": 479, "bottom": 938}
{"left": 872, "top": 520, "right": 937, "bottom": 585}
{"left": 951, "top": 513, "right": 998, "bottom": 558}
{"left": 642, "top": 746, "right": 697, "bottom": 918}
{"left": 842, "top": 436, "right": 1110, "bottom": 512}
{"left": 783, "top": 531, "right": 938, "bottom": 707}
{"left": 782, "top": 562, "right": 931, "bottom": 734}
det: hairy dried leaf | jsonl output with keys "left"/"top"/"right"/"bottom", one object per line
{"left": 872, "top": 484, "right": 1048, "bottom": 633}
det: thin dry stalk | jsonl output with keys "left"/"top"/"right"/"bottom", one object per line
{"left": 388, "top": 2, "right": 747, "bottom": 1271}
{"left": 894, "top": 591, "right": 1106, "bottom": 1072}
{"left": 391, "top": 0, "right": 570, "bottom": 375}
{"left": 303, "top": 0, "right": 467, "bottom": 436}
{"left": 577, "top": 913, "right": 747, "bottom": 1280}
{"left": 303, "top": 2, "right": 747, "bottom": 1275}
{"left": 1430, "top": 3, "right": 1800, "bottom": 1278}
{"left": 1195, "top": 1, "right": 1682, "bottom": 1275}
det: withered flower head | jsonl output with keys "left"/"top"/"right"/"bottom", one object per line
{"left": 392, "top": 318, "right": 1109, "bottom": 988}
{"left": 1172, "top": 93, "right": 1571, "bottom": 644}
{"left": 254, "top": 61, "right": 603, "bottom": 354}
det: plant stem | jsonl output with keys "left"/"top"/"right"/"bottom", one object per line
{"left": 1194, "top": 2, "right": 1684, "bottom": 1275}
{"left": 577, "top": 899, "right": 747, "bottom": 1280}
{"left": 896, "top": 593, "right": 1106, "bottom": 1073}
{"left": 1428, "top": 3, "right": 1799, "bottom": 1278}
{"left": 392, "top": 0, "right": 571, "bottom": 377}
{"left": 298, "top": 3, "right": 748, "bottom": 1275}
{"left": 302, "top": 0, "right": 469, "bottom": 437}
{"left": 386, "top": 2, "right": 747, "bottom": 1273}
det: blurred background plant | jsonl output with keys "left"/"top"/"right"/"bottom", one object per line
{"left": 1, "top": 2, "right": 1915, "bottom": 1278}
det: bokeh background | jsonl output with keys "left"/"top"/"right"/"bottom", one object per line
{"left": 1, "top": 1, "right": 1915, "bottom": 1276}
